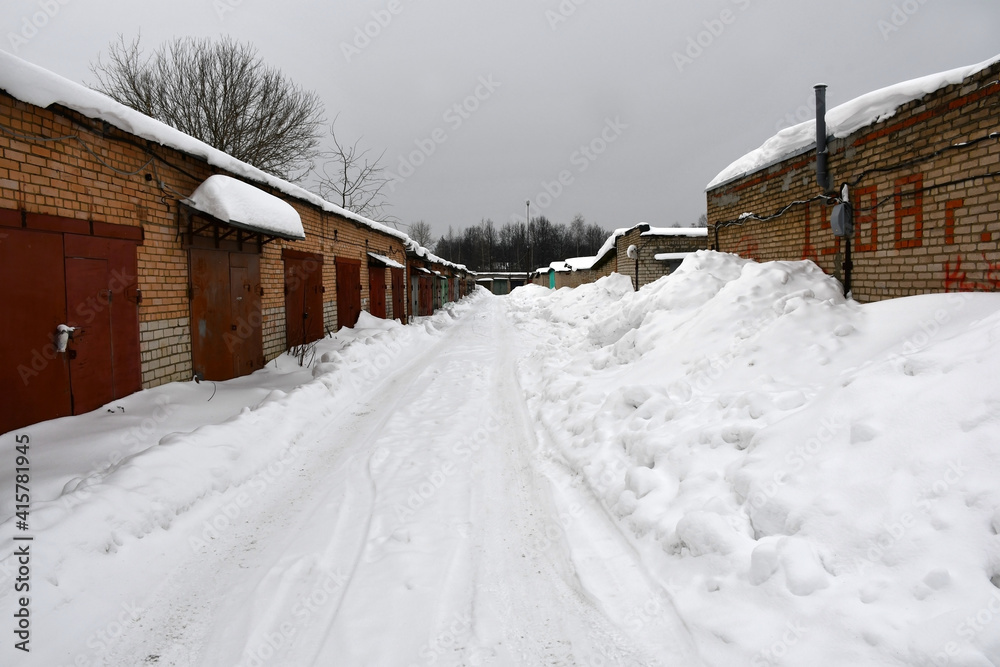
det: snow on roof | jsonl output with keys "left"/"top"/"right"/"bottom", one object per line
{"left": 367, "top": 252, "right": 405, "bottom": 270}
{"left": 593, "top": 223, "right": 705, "bottom": 261}
{"left": 550, "top": 261, "right": 572, "bottom": 273}
{"left": 595, "top": 227, "right": 632, "bottom": 261}
{"left": 184, "top": 175, "right": 304, "bottom": 239}
{"left": 565, "top": 256, "right": 598, "bottom": 271}
{"left": 641, "top": 227, "right": 708, "bottom": 238}
{"left": 655, "top": 252, "right": 695, "bottom": 261}
{"left": 707, "top": 53, "right": 1000, "bottom": 190}
{"left": 0, "top": 50, "right": 411, "bottom": 244}
{"left": 404, "top": 238, "right": 468, "bottom": 273}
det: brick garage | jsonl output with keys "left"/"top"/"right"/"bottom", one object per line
{"left": 707, "top": 57, "right": 1000, "bottom": 302}
{"left": 404, "top": 242, "right": 470, "bottom": 318}
{"left": 615, "top": 224, "right": 708, "bottom": 290}
{"left": 0, "top": 53, "right": 411, "bottom": 432}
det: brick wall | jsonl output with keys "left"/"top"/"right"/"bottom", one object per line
{"left": 592, "top": 253, "right": 616, "bottom": 281}
{"left": 615, "top": 226, "right": 708, "bottom": 289}
{"left": 1, "top": 93, "right": 406, "bottom": 389}
{"left": 707, "top": 61, "right": 1000, "bottom": 302}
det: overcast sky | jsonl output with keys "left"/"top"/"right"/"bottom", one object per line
{"left": 5, "top": 0, "right": 999, "bottom": 239}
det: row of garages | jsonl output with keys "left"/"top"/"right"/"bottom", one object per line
{"left": 528, "top": 224, "right": 708, "bottom": 291}
{"left": 0, "top": 52, "right": 474, "bottom": 434}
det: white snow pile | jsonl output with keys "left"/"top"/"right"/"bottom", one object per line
{"left": 184, "top": 174, "right": 305, "bottom": 239}
{"left": 0, "top": 293, "right": 487, "bottom": 602}
{"left": 708, "top": 53, "right": 1000, "bottom": 189}
{"left": 509, "top": 251, "right": 1000, "bottom": 666}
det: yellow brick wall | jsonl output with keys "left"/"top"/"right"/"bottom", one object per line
{"left": 707, "top": 61, "right": 1000, "bottom": 302}
{"left": 616, "top": 227, "right": 707, "bottom": 289}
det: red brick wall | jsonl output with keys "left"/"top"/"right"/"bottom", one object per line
{"left": 707, "top": 61, "right": 1000, "bottom": 302}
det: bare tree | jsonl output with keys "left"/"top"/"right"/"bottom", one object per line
{"left": 569, "top": 214, "right": 586, "bottom": 256}
{"left": 409, "top": 220, "right": 435, "bottom": 247}
{"left": 316, "top": 114, "right": 397, "bottom": 224}
{"left": 91, "top": 34, "right": 325, "bottom": 182}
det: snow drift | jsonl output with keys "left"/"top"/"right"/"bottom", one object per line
{"left": 510, "top": 251, "right": 1000, "bottom": 665}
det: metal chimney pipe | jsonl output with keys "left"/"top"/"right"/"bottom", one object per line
{"left": 814, "top": 84, "right": 831, "bottom": 193}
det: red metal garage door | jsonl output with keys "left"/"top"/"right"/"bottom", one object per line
{"left": 336, "top": 258, "right": 362, "bottom": 329}
{"left": 0, "top": 223, "right": 141, "bottom": 433}
{"left": 369, "top": 265, "right": 387, "bottom": 319}
{"left": 190, "top": 248, "right": 263, "bottom": 382}
{"left": 0, "top": 226, "right": 71, "bottom": 432}
{"left": 419, "top": 276, "right": 433, "bottom": 316}
{"left": 64, "top": 257, "right": 114, "bottom": 414}
{"left": 391, "top": 267, "right": 405, "bottom": 323}
{"left": 284, "top": 251, "right": 325, "bottom": 349}
{"left": 229, "top": 253, "right": 263, "bottom": 378}
{"left": 190, "top": 248, "right": 232, "bottom": 381}
{"left": 64, "top": 233, "right": 142, "bottom": 414}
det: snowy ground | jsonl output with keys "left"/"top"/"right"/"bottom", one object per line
{"left": 2, "top": 252, "right": 1000, "bottom": 666}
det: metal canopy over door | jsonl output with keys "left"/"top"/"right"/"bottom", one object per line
{"left": 0, "top": 226, "right": 71, "bottom": 432}
{"left": 283, "top": 250, "right": 324, "bottom": 349}
{"left": 335, "top": 257, "right": 362, "bottom": 330}
{"left": 391, "top": 268, "right": 405, "bottom": 323}
{"left": 368, "top": 265, "right": 387, "bottom": 319}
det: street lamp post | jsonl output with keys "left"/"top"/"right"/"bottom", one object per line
{"left": 526, "top": 199, "right": 532, "bottom": 280}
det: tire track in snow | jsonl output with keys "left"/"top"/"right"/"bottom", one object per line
{"left": 97, "top": 314, "right": 486, "bottom": 666}
{"left": 98, "top": 294, "right": 701, "bottom": 666}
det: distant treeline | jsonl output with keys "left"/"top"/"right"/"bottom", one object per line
{"left": 433, "top": 215, "right": 610, "bottom": 273}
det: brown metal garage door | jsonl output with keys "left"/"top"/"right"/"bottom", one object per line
{"left": 336, "top": 257, "right": 362, "bottom": 330}
{"left": 283, "top": 250, "right": 324, "bottom": 349}
{"left": 419, "top": 276, "right": 433, "bottom": 316}
{"left": 391, "top": 267, "right": 405, "bottom": 323}
{"left": 368, "top": 265, "right": 387, "bottom": 319}
{"left": 189, "top": 248, "right": 263, "bottom": 382}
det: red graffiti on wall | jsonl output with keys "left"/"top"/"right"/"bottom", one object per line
{"left": 734, "top": 234, "right": 760, "bottom": 261}
{"left": 944, "top": 254, "right": 1000, "bottom": 292}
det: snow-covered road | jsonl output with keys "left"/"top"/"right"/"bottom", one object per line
{"left": 10, "top": 295, "right": 698, "bottom": 666}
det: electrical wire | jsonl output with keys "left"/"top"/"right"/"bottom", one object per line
{"left": 713, "top": 194, "right": 840, "bottom": 230}
{"left": 847, "top": 131, "right": 1000, "bottom": 189}
{"left": 0, "top": 119, "right": 154, "bottom": 177}
{"left": 712, "top": 129, "right": 1000, "bottom": 231}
